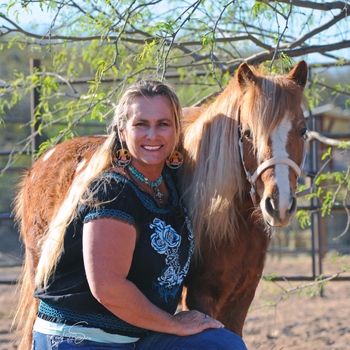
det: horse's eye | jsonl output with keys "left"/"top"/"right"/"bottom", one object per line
{"left": 244, "top": 129, "right": 252, "bottom": 139}
{"left": 300, "top": 127, "right": 308, "bottom": 140}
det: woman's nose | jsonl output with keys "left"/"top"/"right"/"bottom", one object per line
{"left": 146, "top": 126, "right": 157, "bottom": 139}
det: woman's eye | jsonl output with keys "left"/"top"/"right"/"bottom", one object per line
{"left": 300, "top": 127, "right": 308, "bottom": 140}
{"left": 158, "top": 119, "right": 172, "bottom": 126}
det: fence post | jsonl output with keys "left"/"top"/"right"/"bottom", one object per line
{"left": 30, "top": 58, "right": 41, "bottom": 162}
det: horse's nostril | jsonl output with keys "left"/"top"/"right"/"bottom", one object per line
{"left": 265, "top": 197, "right": 275, "bottom": 214}
{"left": 289, "top": 197, "right": 297, "bottom": 214}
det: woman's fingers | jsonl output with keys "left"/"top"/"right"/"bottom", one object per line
{"left": 174, "top": 310, "right": 225, "bottom": 335}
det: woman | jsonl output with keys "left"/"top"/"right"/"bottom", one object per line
{"left": 32, "top": 80, "right": 247, "bottom": 349}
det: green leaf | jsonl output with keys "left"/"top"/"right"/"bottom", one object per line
{"left": 321, "top": 147, "right": 332, "bottom": 161}
{"left": 154, "top": 21, "right": 175, "bottom": 35}
{"left": 297, "top": 210, "right": 311, "bottom": 229}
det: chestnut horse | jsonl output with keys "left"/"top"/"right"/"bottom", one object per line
{"left": 13, "top": 60, "right": 308, "bottom": 349}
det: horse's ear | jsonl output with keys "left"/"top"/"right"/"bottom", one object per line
{"left": 237, "top": 62, "right": 257, "bottom": 88}
{"left": 287, "top": 60, "right": 308, "bottom": 88}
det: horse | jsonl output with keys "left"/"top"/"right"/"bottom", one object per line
{"left": 13, "top": 60, "right": 308, "bottom": 349}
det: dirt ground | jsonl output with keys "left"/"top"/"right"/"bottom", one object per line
{"left": 1, "top": 252, "right": 349, "bottom": 350}
{"left": 243, "top": 252, "right": 350, "bottom": 350}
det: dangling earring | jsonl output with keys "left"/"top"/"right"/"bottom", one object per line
{"left": 166, "top": 150, "right": 183, "bottom": 169}
{"left": 115, "top": 148, "right": 131, "bottom": 167}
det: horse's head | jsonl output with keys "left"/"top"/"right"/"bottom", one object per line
{"left": 237, "top": 60, "right": 308, "bottom": 227}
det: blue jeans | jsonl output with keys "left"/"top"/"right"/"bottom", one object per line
{"left": 33, "top": 328, "right": 247, "bottom": 349}
{"left": 136, "top": 328, "right": 247, "bottom": 349}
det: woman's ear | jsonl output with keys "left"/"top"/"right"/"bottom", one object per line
{"left": 120, "top": 130, "right": 126, "bottom": 143}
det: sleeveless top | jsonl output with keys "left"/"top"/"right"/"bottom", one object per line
{"left": 35, "top": 169, "right": 194, "bottom": 338}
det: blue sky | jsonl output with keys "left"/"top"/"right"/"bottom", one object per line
{"left": 3, "top": 2, "right": 55, "bottom": 27}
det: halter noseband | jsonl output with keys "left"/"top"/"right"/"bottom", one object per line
{"left": 238, "top": 124, "right": 306, "bottom": 206}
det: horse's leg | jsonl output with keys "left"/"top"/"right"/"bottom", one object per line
{"left": 184, "top": 276, "right": 221, "bottom": 318}
{"left": 186, "top": 264, "right": 265, "bottom": 337}
{"left": 185, "top": 253, "right": 235, "bottom": 322}
{"left": 217, "top": 275, "right": 262, "bottom": 337}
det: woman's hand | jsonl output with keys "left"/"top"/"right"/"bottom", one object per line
{"left": 173, "top": 310, "right": 224, "bottom": 336}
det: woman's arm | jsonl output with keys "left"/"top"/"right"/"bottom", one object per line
{"left": 83, "top": 218, "right": 224, "bottom": 336}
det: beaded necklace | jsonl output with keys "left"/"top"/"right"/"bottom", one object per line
{"left": 128, "top": 164, "right": 164, "bottom": 205}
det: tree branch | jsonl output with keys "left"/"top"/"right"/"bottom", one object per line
{"left": 225, "top": 40, "right": 350, "bottom": 73}
{"left": 289, "top": 11, "right": 348, "bottom": 49}
{"left": 308, "top": 131, "right": 350, "bottom": 147}
{"left": 262, "top": 0, "right": 348, "bottom": 11}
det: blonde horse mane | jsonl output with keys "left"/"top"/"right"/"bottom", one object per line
{"left": 179, "top": 64, "right": 306, "bottom": 255}
{"left": 180, "top": 77, "right": 244, "bottom": 253}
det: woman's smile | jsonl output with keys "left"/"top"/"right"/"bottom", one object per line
{"left": 143, "top": 145, "right": 163, "bottom": 151}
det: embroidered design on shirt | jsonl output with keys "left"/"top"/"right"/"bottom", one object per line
{"left": 150, "top": 218, "right": 191, "bottom": 302}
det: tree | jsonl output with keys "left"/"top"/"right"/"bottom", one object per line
{"left": 0, "top": 0, "right": 350, "bottom": 245}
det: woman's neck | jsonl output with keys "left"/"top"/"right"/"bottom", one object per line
{"left": 126, "top": 164, "right": 168, "bottom": 206}
{"left": 128, "top": 162, "right": 164, "bottom": 182}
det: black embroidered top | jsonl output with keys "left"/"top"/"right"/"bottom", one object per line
{"left": 35, "top": 169, "right": 194, "bottom": 337}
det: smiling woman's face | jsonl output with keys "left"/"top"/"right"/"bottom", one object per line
{"left": 120, "top": 95, "right": 176, "bottom": 173}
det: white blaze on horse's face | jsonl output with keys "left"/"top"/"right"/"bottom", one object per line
{"left": 260, "top": 115, "right": 296, "bottom": 226}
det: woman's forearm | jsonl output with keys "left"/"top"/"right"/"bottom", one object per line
{"left": 92, "top": 278, "right": 223, "bottom": 336}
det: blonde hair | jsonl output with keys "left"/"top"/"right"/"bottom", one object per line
{"left": 35, "top": 80, "right": 182, "bottom": 289}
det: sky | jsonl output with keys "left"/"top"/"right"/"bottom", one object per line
{"left": 2, "top": 2, "right": 55, "bottom": 28}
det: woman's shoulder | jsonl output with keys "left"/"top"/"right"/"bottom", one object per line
{"left": 80, "top": 172, "right": 140, "bottom": 224}
{"left": 87, "top": 172, "right": 129, "bottom": 199}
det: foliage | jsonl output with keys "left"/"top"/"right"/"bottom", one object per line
{"left": 299, "top": 143, "right": 350, "bottom": 239}
{"left": 0, "top": 0, "right": 350, "bottom": 233}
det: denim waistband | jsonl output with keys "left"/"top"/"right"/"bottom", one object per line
{"left": 34, "top": 317, "right": 140, "bottom": 344}
{"left": 37, "top": 300, "right": 148, "bottom": 338}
